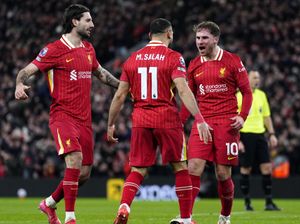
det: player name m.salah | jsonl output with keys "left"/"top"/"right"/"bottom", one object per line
{"left": 136, "top": 53, "right": 165, "bottom": 61}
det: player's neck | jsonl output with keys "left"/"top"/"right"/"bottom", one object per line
{"left": 204, "top": 45, "right": 220, "bottom": 61}
{"left": 64, "top": 33, "right": 83, "bottom": 48}
{"left": 150, "top": 37, "right": 169, "bottom": 47}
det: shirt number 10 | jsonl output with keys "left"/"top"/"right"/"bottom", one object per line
{"left": 138, "top": 67, "right": 158, "bottom": 99}
{"left": 226, "top": 142, "right": 239, "bottom": 156}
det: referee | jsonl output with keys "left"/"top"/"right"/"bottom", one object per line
{"left": 237, "top": 70, "right": 280, "bottom": 211}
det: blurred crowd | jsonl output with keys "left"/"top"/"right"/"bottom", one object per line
{"left": 0, "top": 0, "right": 299, "bottom": 178}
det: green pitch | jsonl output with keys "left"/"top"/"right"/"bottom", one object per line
{"left": 0, "top": 198, "right": 299, "bottom": 223}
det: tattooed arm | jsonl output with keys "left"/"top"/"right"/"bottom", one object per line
{"left": 93, "top": 66, "right": 119, "bottom": 88}
{"left": 15, "top": 63, "right": 39, "bottom": 100}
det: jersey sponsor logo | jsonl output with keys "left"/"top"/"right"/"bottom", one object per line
{"left": 205, "top": 84, "right": 228, "bottom": 93}
{"left": 199, "top": 84, "right": 205, "bottom": 95}
{"left": 219, "top": 67, "right": 226, "bottom": 77}
{"left": 70, "top": 70, "right": 92, "bottom": 81}
{"left": 36, "top": 56, "right": 41, "bottom": 62}
{"left": 70, "top": 70, "right": 77, "bottom": 80}
{"left": 199, "top": 83, "right": 228, "bottom": 94}
{"left": 136, "top": 53, "right": 165, "bottom": 61}
{"left": 78, "top": 71, "right": 92, "bottom": 79}
{"left": 66, "top": 58, "right": 74, "bottom": 63}
{"left": 39, "top": 47, "right": 48, "bottom": 57}
{"left": 195, "top": 71, "right": 203, "bottom": 77}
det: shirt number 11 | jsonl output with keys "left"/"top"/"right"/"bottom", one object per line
{"left": 138, "top": 67, "right": 158, "bottom": 99}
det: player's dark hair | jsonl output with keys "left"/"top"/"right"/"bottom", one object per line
{"left": 193, "top": 21, "right": 220, "bottom": 37}
{"left": 150, "top": 18, "right": 172, "bottom": 35}
{"left": 63, "top": 4, "right": 90, "bottom": 33}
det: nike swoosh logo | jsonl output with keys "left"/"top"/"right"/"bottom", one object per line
{"left": 227, "top": 156, "right": 237, "bottom": 160}
{"left": 195, "top": 71, "right": 203, "bottom": 77}
{"left": 66, "top": 58, "right": 74, "bottom": 63}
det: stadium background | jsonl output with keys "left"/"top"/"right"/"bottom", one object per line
{"left": 0, "top": 0, "right": 299, "bottom": 198}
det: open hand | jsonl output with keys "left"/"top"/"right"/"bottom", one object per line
{"left": 230, "top": 115, "right": 244, "bottom": 130}
{"left": 196, "top": 122, "right": 213, "bottom": 144}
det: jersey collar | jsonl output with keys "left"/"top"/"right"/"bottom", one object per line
{"left": 146, "top": 40, "right": 167, "bottom": 47}
{"left": 60, "top": 34, "right": 85, "bottom": 49}
{"left": 200, "top": 46, "right": 223, "bottom": 63}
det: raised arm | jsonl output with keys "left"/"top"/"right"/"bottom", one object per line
{"left": 93, "top": 66, "right": 119, "bottom": 88}
{"left": 15, "top": 63, "right": 39, "bottom": 100}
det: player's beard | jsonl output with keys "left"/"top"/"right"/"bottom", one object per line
{"left": 167, "top": 36, "right": 173, "bottom": 48}
{"left": 78, "top": 28, "right": 92, "bottom": 39}
{"left": 205, "top": 44, "right": 214, "bottom": 57}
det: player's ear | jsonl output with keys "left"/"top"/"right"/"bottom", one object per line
{"left": 166, "top": 30, "right": 172, "bottom": 40}
{"left": 72, "top": 18, "right": 79, "bottom": 28}
{"left": 214, "top": 36, "right": 219, "bottom": 44}
{"left": 167, "top": 31, "right": 170, "bottom": 39}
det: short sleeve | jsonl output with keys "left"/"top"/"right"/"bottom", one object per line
{"left": 32, "top": 44, "right": 58, "bottom": 73}
{"left": 91, "top": 46, "right": 100, "bottom": 71}
{"left": 232, "top": 56, "right": 249, "bottom": 88}
{"left": 186, "top": 60, "right": 197, "bottom": 95}
{"left": 171, "top": 53, "right": 186, "bottom": 80}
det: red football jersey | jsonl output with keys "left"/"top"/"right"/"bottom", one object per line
{"left": 186, "top": 48, "right": 251, "bottom": 123}
{"left": 120, "top": 41, "right": 186, "bottom": 128}
{"left": 32, "top": 35, "right": 100, "bottom": 126}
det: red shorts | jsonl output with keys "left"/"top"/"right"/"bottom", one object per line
{"left": 129, "top": 127, "right": 187, "bottom": 167}
{"left": 188, "top": 121, "right": 239, "bottom": 166}
{"left": 49, "top": 120, "right": 94, "bottom": 165}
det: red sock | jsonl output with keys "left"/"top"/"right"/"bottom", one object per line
{"left": 120, "top": 171, "right": 144, "bottom": 206}
{"left": 51, "top": 181, "right": 64, "bottom": 203}
{"left": 175, "top": 170, "right": 192, "bottom": 218}
{"left": 190, "top": 174, "right": 200, "bottom": 214}
{"left": 63, "top": 168, "right": 80, "bottom": 212}
{"left": 218, "top": 178, "right": 234, "bottom": 216}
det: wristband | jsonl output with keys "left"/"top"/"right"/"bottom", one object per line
{"left": 194, "top": 113, "right": 204, "bottom": 123}
{"left": 269, "top": 133, "right": 275, "bottom": 136}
